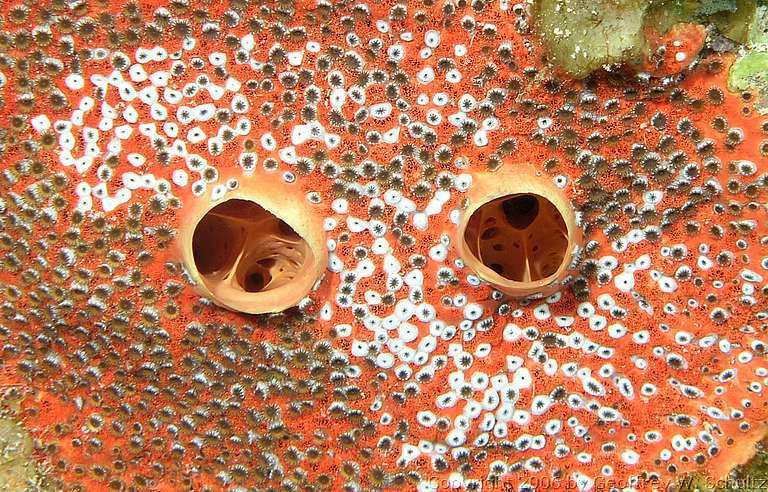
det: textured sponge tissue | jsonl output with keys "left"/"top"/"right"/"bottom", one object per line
{"left": 0, "top": 1, "right": 767, "bottom": 491}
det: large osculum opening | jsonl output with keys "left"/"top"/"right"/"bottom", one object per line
{"left": 463, "top": 193, "right": 569, "bottom": 283}
{"left": 180, "top": 187, "right": 326, "bottom": 315}
{"left": 192, "top": 199, "right": 313, "bottom": 296}
{"left": 456, "top": 165, "right": 582, "bottom": 298}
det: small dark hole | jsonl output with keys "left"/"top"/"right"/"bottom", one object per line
{"left": 243, "top": 268, "right": 271, "bottom": 292}
{"left": 481, "top": 227, "right": 498, "bottom": 240}
{"left": 502, "top": 194, "right": 539, "bottom": 229}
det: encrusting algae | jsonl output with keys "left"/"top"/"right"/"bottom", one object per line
{"left": 0, "top": 389, "right": 56, "bottom": 492}
{"left": 0, "top": 0, "right": 766, "bottom": 491}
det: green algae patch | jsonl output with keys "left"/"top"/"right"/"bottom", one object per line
{"left": 748, "top": 3, "right": 768, "bottom": 45}
{"left": 644, "top": 0, "right": 702, "bottom": 34}
{"left": 0, "top": 390, "right": 56, "bottom": 492}
{"left": 643, "top": 0, "right": 756, "bottom": 41}
{"left": 533, "top": 0, "right": 652, "bottom": 78}
{"left": 698, "top": 0, "right": 738, "bottom": 16}
{"left": 728, "top": 51, "right": 768, "bottom": 91}
{"left": 728, "top": 440, "right": 768, "bottom": 491}
{"left": 727, "top": 5, "right": 768, "bottom": 114}
{"left": 0, "top": 418, "right": 50, "bottom": 491}
{"left": 534, "top": 0, "right": 759, "bottom": 77}
{"left": 709, "top": 0, "right": 757, "bottom": 43}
